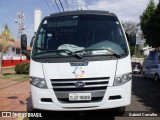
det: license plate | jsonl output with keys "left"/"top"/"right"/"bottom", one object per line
{"left": 69, "top": 93, "right": 91, "bottom": 101}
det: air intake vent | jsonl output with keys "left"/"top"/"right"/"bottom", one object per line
{"left": 41, "top": 98, "right": 53, "bottom": 102}
{"left": 109, "top": 95, "right": 121, "bottom": 100}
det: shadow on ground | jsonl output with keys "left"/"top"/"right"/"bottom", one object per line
{"left": 27, "top": 110, "right": 116, "bottom": 120}
{"left": 2, "top": 73, "right": 14, "bottom": 75}
{"left": 132, "top": 75, "right": 160, "bottom": 111}
{"left": 26, "top": 96, "right": 116, "bottom": 120}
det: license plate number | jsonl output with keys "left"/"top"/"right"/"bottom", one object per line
{"left": 69, "top": 93, "right": 91, "bottom": 101}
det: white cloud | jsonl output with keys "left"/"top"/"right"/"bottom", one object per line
{"left": 83, "top": 0, "right": 159, "bottom": 23}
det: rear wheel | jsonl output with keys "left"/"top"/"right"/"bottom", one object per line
{"left": 142, "top": 72, "right": 146, "bottom": 79}
{"left": 154, "top": 74, "right": 159, "bottom": 82}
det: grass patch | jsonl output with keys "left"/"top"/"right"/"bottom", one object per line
{"left": 1, "top": 67, "right": 29, "bottom": 81}
{"left": 1, "top": 73, "right": 29, "bottom": 81}
{"left": 22, "top": 117, "right": 29, "bottom": 120}
{"left": 2, "top": 67, "right": 15, "bottom": 70}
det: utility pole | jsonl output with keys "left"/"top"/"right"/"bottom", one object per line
{"left": 15, "top": 12, "right": 25, "bottom": 40}
{"left": 15, "top": 12, "right": 25, "bottom": 60}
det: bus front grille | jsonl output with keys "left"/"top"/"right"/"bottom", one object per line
{"left": 50, "top": 77, "right": 109, "bottom": 103}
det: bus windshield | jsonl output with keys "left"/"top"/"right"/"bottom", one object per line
{"left": 32, "top": 15, "right": 128, "bottom": 58}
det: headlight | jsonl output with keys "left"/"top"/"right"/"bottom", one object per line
{"left": 30, "top": 77, "right": 48, "bottom": 89}
{"left": 114, "top": 73, "right": 132, "bottom": 86}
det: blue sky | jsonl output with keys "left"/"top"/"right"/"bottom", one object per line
{"left": 0, "top": 0, "right": 52, "bottom": 42}
{"left": 0, "top": 0, "right": 87, "bottom": 42}
{"left": 0, "top": 0, "right": 159, "bottom": 44}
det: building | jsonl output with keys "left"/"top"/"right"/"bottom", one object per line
{"left": 0, "top": 34, "right": 31, "bottom": 67}
{"left": 135, "top": 24, "right": 145, "bottom": 50}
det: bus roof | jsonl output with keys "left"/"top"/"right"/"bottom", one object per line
{"left": 48, "top": 10, "right": 117, "bottom": 18}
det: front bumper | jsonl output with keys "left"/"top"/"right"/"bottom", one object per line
{"left": 132, "top": 68, "right": 141, "bottom": 73}
{"left": 31, "top": 81, "right": 131, "bottom": 111}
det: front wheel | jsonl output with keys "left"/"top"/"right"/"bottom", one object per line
{"left": 114, "top": 106, "right": 126, "bottom": 116}
{"left": 154, "top": 74, "right": 159, "bottom": 82}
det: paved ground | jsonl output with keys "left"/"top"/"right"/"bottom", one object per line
{"left": 0, "top": 80, "right": 30, "bottom": 120}
{"left": 0, "top": 80, "right": 30, "bottom": 111}
{"left": 0, "top": 75, "right": 160, "bottom": 120}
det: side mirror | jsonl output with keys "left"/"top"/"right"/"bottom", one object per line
{"left": 125, "top": 32, "right": 130, "bottom": 43}
{"left": 21, "top": 34, "right": 30, "bottom": 60}
{"left": 21, "top": 34, "right": 27, "bottom": 51}
{"left": 126, "top": 32, "right": 136, "bottom": 46}
{"left": 30, "top": 36, "right": 35, "bottom": 47}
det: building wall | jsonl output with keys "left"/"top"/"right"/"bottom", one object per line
{"left": 2, "top": 46, "right": 29, "bottom": 67}
{"left": 2, "top": 60, "right": 30, "bottom": 67}
{"left": 2, "top": 46, "right": 26, "bottom": 60}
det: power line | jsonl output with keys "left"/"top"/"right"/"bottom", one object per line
{"left": 81, "top": 0, "right": 85, "bottom": 10}
{"left": 65, "top": 0, "right": 70, "bottom": 11}
{"left": 54, "top": 0, "right": 61, "bottom": 12}
{"left": 59, "top": 0, "right": 64, "bottom": 11}
{"left": 50, "top": 0, "right": 59, "bottom": 12}
{"left": 80, "top": 0, "right": 82, "bottom": 10}
{"left": 45, "top": 0, "right": 54, "bottom": 12}
{"left": 76, "top": 0, "right": 79, "bottom": 10}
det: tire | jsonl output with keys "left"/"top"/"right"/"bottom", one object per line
{"left": 154, "top": 74, "right": 159, "bottom": 82}
{"left": 114, "top": 106, "right": 126, "bottom": 116}
{"left": 142, "top": 72, "right": 146, "bottom": 79}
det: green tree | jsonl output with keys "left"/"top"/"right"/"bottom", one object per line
{"left": 2, "top": 24, "right": 11, "bottom": 39}
{"left": 0, "top": 24, "right": 11, "bottom": 75}
{"left": 140, "top": 0, "right": 156, "bottom": 47}
{"left": 151, "top": 1, "right": 160, "bottom": 47}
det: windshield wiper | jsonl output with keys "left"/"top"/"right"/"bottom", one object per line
{"left": 76, "top": 48, "right": 121, "bottom": 58}
{"left": 34, "top": 49, "right": 82, "bottom": 59}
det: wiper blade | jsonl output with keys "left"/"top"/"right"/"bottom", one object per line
{"left": 34, "top": 49, "right": 82, "bottom": 59}
{"left": 77, "top": 48, "right": 121, "bottom": 58}
{"left": 57, "top": 49, "right": 83, "bottom": 59}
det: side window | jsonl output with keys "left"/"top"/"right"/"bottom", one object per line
{"left": 37, "top": 28, "right": 46, "bottom": 50}
{"left": 35, "top": 20, "right": 48, "bottom": 53}
{"left": 155, "top": 65, "right": 159, "bottom": 69}
{"left": 46, "top": 33, "right": 55, "bottom": 50}
{"left": 158, "top": 55, "right": 160, "bottom": 64}
{"left": 151, "top": 65, "right": 158, "bottom": 69}
{"left": 149, "top": 65, "right": 154, "bottom": 69}
{"left": 147, "top": 52, "right": 156, "bottom": 60}
{"left": 35, "top": 26, "right": 47, "bottom": 54}
{"left": 16, "top": 48, "right": 20, "bottom": 54}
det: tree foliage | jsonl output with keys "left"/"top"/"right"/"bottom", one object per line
{"left": 0, "top": 24, "right": 11, "bottom": 53}
{"left": 0, "top": 24, "right": 11, "bottom": 76}
{"left": 140, "top": 0, "right": 160, "bottom": 47}
{"left": 15, "top": 62, "right": 29, "bottom": 74}
{"left": 152, "top": 1, "right": 160, "bottom": 47}
{"left": 2, "top": 24, "right": 11, "bottom": 39}
{"left": 0, "top": 35, "right": 8, "bottom": 53}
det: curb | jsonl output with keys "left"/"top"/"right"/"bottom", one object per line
{"left": 16, "top": 117, "right": 24, "bottom": 120}
{"left": 2, "top": 66, "right": 15, "bottom": 69}
{"left": 16, "top": 117, "right": 28, "bottom": 120}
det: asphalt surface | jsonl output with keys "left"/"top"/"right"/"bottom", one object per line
{"left": 28, "top": 75, "right": 160, "bottom": 120}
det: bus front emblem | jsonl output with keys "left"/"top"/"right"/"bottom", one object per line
{"left": 75, "top": 81, "right": 85, "bottom": 88}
